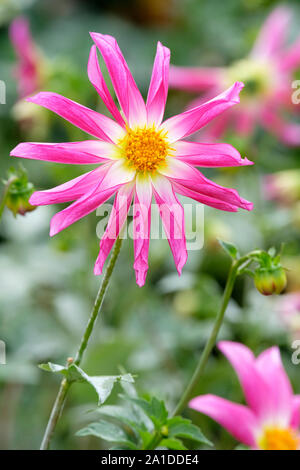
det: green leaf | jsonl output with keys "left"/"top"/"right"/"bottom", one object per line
{"left": 167, "top": 417, "right": 212, "bottom": 446}
{"left": 39, "top": 362, "right": 134, "bottom": 405}
{"left": 121, "top": 396, "right": 168, "bottom": 428}
{"left": 159, "top": 438, "right": 187, "bottom": 450}
{"left": 218, "top": 240, "right": 239, "bottom": 259}
{"left": 76, "top": 422, "right": 137, "bottom": 449}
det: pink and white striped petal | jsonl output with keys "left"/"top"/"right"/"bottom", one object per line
{"left": 98, "top": 160, "right": 136, "bottom": 192}
{"left": 256, "top": 347, "right": 293, "bottom": 427}
{"left": 251, "top": 6, "right": 291, "bottom": 59}
{"left": 94, "top": 183, "right": 134, "bottom": 275}
{"left": 174, "top": 141, "right": 253, "bottom": 167}
{"left": 133, "top": 175, "right": 153, "bottom": 287}
{"left": 27, "top": 92, "right": 125, "bottom": 143}
{"left": 173, "top": 182, "right": 239, "bottom": 212}
{"left": 160, "top": 82, "right": 244, "bottom": 142}
{"left": 87, "top": 45, "right": 125, "bottom": 127}
{"left": 152, "top": 175, "right": 187, "bottom": 275}
{"left": 49, "top": 183, "right": 118, "bottom": 237}
{"left": 189, "top": 395, "right": 257, "bottom": 447}
{"left": 159, "top": 158, "right": 253, "bottom": 211}
{"left": 146, "top": 42, "right": 170, "bottom": 126}
{"left": 169, "top": 65, "right": 223, "bottom": 92}
{"left": 11, "top": 140, "right": 116, "bottom": 164}
{"left": 91, "top": 33, "right": 147, "bottom": 128}
{"left": 29, "top": 164, "right": 111, "bottom": 206}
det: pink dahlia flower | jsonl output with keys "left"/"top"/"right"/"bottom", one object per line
{"left": 190, "top": 341, "right": 300, "bottom": 450}
{"left": 170, "top": 7, "right": 300, "bottom": 146}
{"left": 11, "top": 34, "right": 253, "bottom": 286}
{"left": 9, "top": 16, "right": 43, "bottom": 99}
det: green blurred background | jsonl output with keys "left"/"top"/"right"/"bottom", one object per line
{"left": 0, "top": 0, "right": 299, "bottom": 450}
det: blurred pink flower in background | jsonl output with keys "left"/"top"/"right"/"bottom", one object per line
{"left": 190, "top": 341, "right": 300, "bottom": 450}
{"left": 11, "top": 34, "right": 253, "bottom": 286}
{"left": 278, "top": 293, "right": 300, "bottom": 340}
{"left": 9, "top": 16, "right": 44, "bottom": 99}
{"left": 264, "top": 169, "right": 300, "bottom": 205}
{"left": 170, "top": 7, "right": 300, "bottom": 146}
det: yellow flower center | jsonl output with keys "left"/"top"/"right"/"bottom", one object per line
{"left": 258, "top": 427, "right": 300, "bottom": 450}
{"left": 118, "top": 126, "right": 171, "bottom": 173}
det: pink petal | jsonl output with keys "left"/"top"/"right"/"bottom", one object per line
{"left": 256, "top": 347, "right": 293, "bottom": 427}
{"left": 160, "top": 82, "right": 244, "bottom": 141}
{"left": 11, "top": 141, "right": 116, "bottom": 164}
{"left": 90, "top": 33, "right": 147, "bottom": 127}
{"left": 251, "top": 6, "right": 291, "bottom": 59}
{"left": 290, "top": 396, "right": 300, "bottom": 429}
{"left": 98, "top": 160, "right": 136, "bottom": 192}
{"left": 159, "top": 158, "right": 253, "bottom": 211}
{"left": 87, "top": 45, "right": 125, "bottom": 127}
{"left": 173, "top": 182, "right": 239, "bottom": 212}
{"left": 169, "top": 65, "right": 223, "bottom": 92}
{"left": 189, "top": 394, "right": 257, "bottom": 447}
{"left": 94, "top": 183, "right": 134, "bottom": 275}
{"left": 174, "top": 141, "right": 253, "bottom": 167}
{"left": 152, "top": 175, "right": 187, "bottom": 275}
{"left": 280, "top": 36, "right": 300, "bottom": 71}
{"left": 29, "top": 165, "right": 111, "bottom": 206}
{"left": 146, "top": 42, "right": 170, "bottom": 126}
{"left": 50, "top": 183, "right": 118, "bottom": 237}
{"left": 218, "top": 341, "right": 271, "bottom": 421}
{"left": 133, "top": 175, "right": 153, "bottom": 287}
{"left": 27, "top": 92, "right": 125, "bottom": 143}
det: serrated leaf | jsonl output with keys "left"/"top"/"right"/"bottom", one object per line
{"left": 167, "top": 417, "right": 212, "bottom": 446}
{"left": 218, "top": 240, "right": 239, "bottom": 259}
{"left": 159, "top": 438, "right": 187, "bottom": 450}
{"left": 76, "top": 422, "right": 137, "bottom": 449}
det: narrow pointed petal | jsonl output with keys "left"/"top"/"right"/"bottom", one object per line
{"left": 189, "top": 395, "right": 257, "bottom": 447}
{"left": 94, "top": 183, "right": 134, "bottom": 275}
{"left": 152, "top": 175, "right": 187, "bottom": 275}
{"left": 174, "top": 141, "right": 253, "bottom": 167}
{"left": 173, "top": 182, "right": 238, "bottom": 212}
{"left": 159, "top": 158, "right": 253, "bottom": 211}
{"left": 90, "top": 33, "right": 147, "bottom": 127}
{"left": 98, "top": 159, "right": 136, "bottom": 192}
{"left": 290, "top": 396, "right": 300, "bottom": 429}
{"left": 218, "top": 341, "right": 271, "bottom": 421}
{"left": 146, "top": 42, "right": 170, "bottom": 126}
{"left": 87, "top": 45, "right": 125, "bottom": 127}
{"left": 27, "top": 92, "right": 125, "bottom": 143}
{"left": 160, "top": 82, "right": 244, "bottom": 141}
{"left": 280, "top": 36, "right": 300, "bottom": 71}
{"left": 29, "top": 165, "right": 111, "bottom": 206}
{"left": 169, "top": 65, "right": 223, "bottom": 92}
{"left": 256, "top": 347, "right": 293, "bottom": 427}
{"left": 11, "top": 141, "right": 116, "bottom": 164}
{"left": 50, "top": 183, "right": 118, "bottom": 237}
{"left": 251, "top": 6, "right": 291, "bottom": 59}
{"left": 133, "top": 175, "right": 152, "bottom": 287}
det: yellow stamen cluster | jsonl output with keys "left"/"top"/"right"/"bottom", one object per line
{"left": 259, "top": 427, "right": 300, "bottom": 450}
{"left": 118, "top": 126, "right": 171, "bottom": 173}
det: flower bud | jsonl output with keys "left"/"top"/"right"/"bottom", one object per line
{"left": 4, "top": 167, "right": 36, "bottom": 216}
{"left": 254, "top": 266, "right": 287, "bottom": 296}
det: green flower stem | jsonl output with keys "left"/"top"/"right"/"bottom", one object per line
{"left": 40, "top": 237, "right": 123, "bottom": 450}
{"left": 172, "top": 252, "right": 261, "bottom": 417}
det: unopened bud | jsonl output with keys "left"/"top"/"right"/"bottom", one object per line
{"left": 254, "top": 266, "right": 287, "bottom": 296}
